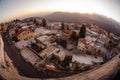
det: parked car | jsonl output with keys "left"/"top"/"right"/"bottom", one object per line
{"left": 7, "top": 40, "right": 12, "bottom": 45}
{"left": 7, "top": 38, "right": 12, "bottom": 45}
{"left": 5, "top": 35, "right": 9, "bottom": 38}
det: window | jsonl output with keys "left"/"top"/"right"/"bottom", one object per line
{"left": 23, "top": 33, "right": 25, "bottom": 35}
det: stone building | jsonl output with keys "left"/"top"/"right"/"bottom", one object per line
{"left": 16, "top": 28, "right": 34, "bottom": 40}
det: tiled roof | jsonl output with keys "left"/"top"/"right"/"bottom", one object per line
{"left": 79, "top": 38, "right": 87, "bottom": 44}
{"left": 64, "top": 30, "right": 72, "bottom": 35}
{"left": 16, "top": 28, "right": 30, "bottom": 36}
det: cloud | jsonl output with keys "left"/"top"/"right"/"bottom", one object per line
{"left": 114, "top": 0, "right": 120, "bottom": 5}
{"left": 106, "top": 0, "right": 120, "bottom": 5}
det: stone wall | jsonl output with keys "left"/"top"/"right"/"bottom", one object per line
{"left": 0, "top": 54, "right": 119, "bottom": 80}
{"left": 52, "top": 54, "right": 120, "bottom": 80}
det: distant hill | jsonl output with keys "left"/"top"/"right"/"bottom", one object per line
{"left": 43, "top": 12, "right": 120, "bottom": 36}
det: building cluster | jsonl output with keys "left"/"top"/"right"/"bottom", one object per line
{"left": 77, "top": 24, "right": 120, "bottom": 60}
{"left": 0, "top": 17, "right": 120, "bottom": 72}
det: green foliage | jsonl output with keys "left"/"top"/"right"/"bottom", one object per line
{"left": 42, "top": 18, "right": 47, "bottom": 27}
{"left": 61, "top": 22, "right": 64, "bottom": 30}
{"left": 55, "top": 39, "right": 67, "bottom": 48}
{"left": 70, "top": 31, "right": 78, "bottom": 41}
{"left": 67, "top": 26, "right": 69, "bottom": 30}
{"left": 79, "top": 24, "right": 86, "bottom": 38}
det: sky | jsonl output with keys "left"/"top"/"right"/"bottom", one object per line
{"left": 0, "top": 0, "right": 120, "bottom": 23}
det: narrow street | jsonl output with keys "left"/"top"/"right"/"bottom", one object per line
{"left": 1, "top": 33, "right": 74, "bottom": 78}
{"left": 1, "top": 33, "right": 49, "bottom": 78}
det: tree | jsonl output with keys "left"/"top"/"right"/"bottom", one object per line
{"left": 79, "top": 24, "right": 86, "bottom": 38}
{"left": 33, "top": 19, "right": 37, "bottom": 24}
{"left": 70, "top": 31, "right": 77, "bottom": 41}
{"left": 61, "top": 22, "right": 64, "bottom": 30}
{"left": 42, "top": 18, "right": 47, "bottom": 27}
{"left": 12, "top": 36, "right": 19, "bottom": 42}
{"left": 67, "top": 26, "right": 69, "bottom": 30}
{"left": 56, "top": 39, "right": 67, "bottom": 48}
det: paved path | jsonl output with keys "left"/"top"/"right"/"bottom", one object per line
{"left": 0, "top": 33, "right": 6, "bottom": 67}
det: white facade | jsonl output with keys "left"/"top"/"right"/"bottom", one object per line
{"left": 77, "top": 38, "right": 87, "bottom": 51}
{"left": 15, "top": 40, "right": 27, "bottom": 50}
{"left": 77, "top": 42, "right": 86, "bottom": 50}
{"left": 40, "top": 46, "right": 66, "bottom": 61}
{"left": 34, "top": 27, "right": 51, "bottom": 37}
{"left": 36, "top": 35, "right": 51, "bottom": 47}
{"left": 40, "top": 46, "right": 59, "bottom": 58}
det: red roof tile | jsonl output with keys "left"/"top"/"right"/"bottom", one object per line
{"left": 64, "top": 30, "right": 72, "bottom": 35}
{"left": 79, "top": 38, "right": 87, "bottom": 44}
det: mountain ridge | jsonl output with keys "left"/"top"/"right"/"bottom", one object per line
{"left": 43, "top": 12, "right": 120, "bottom": 36}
